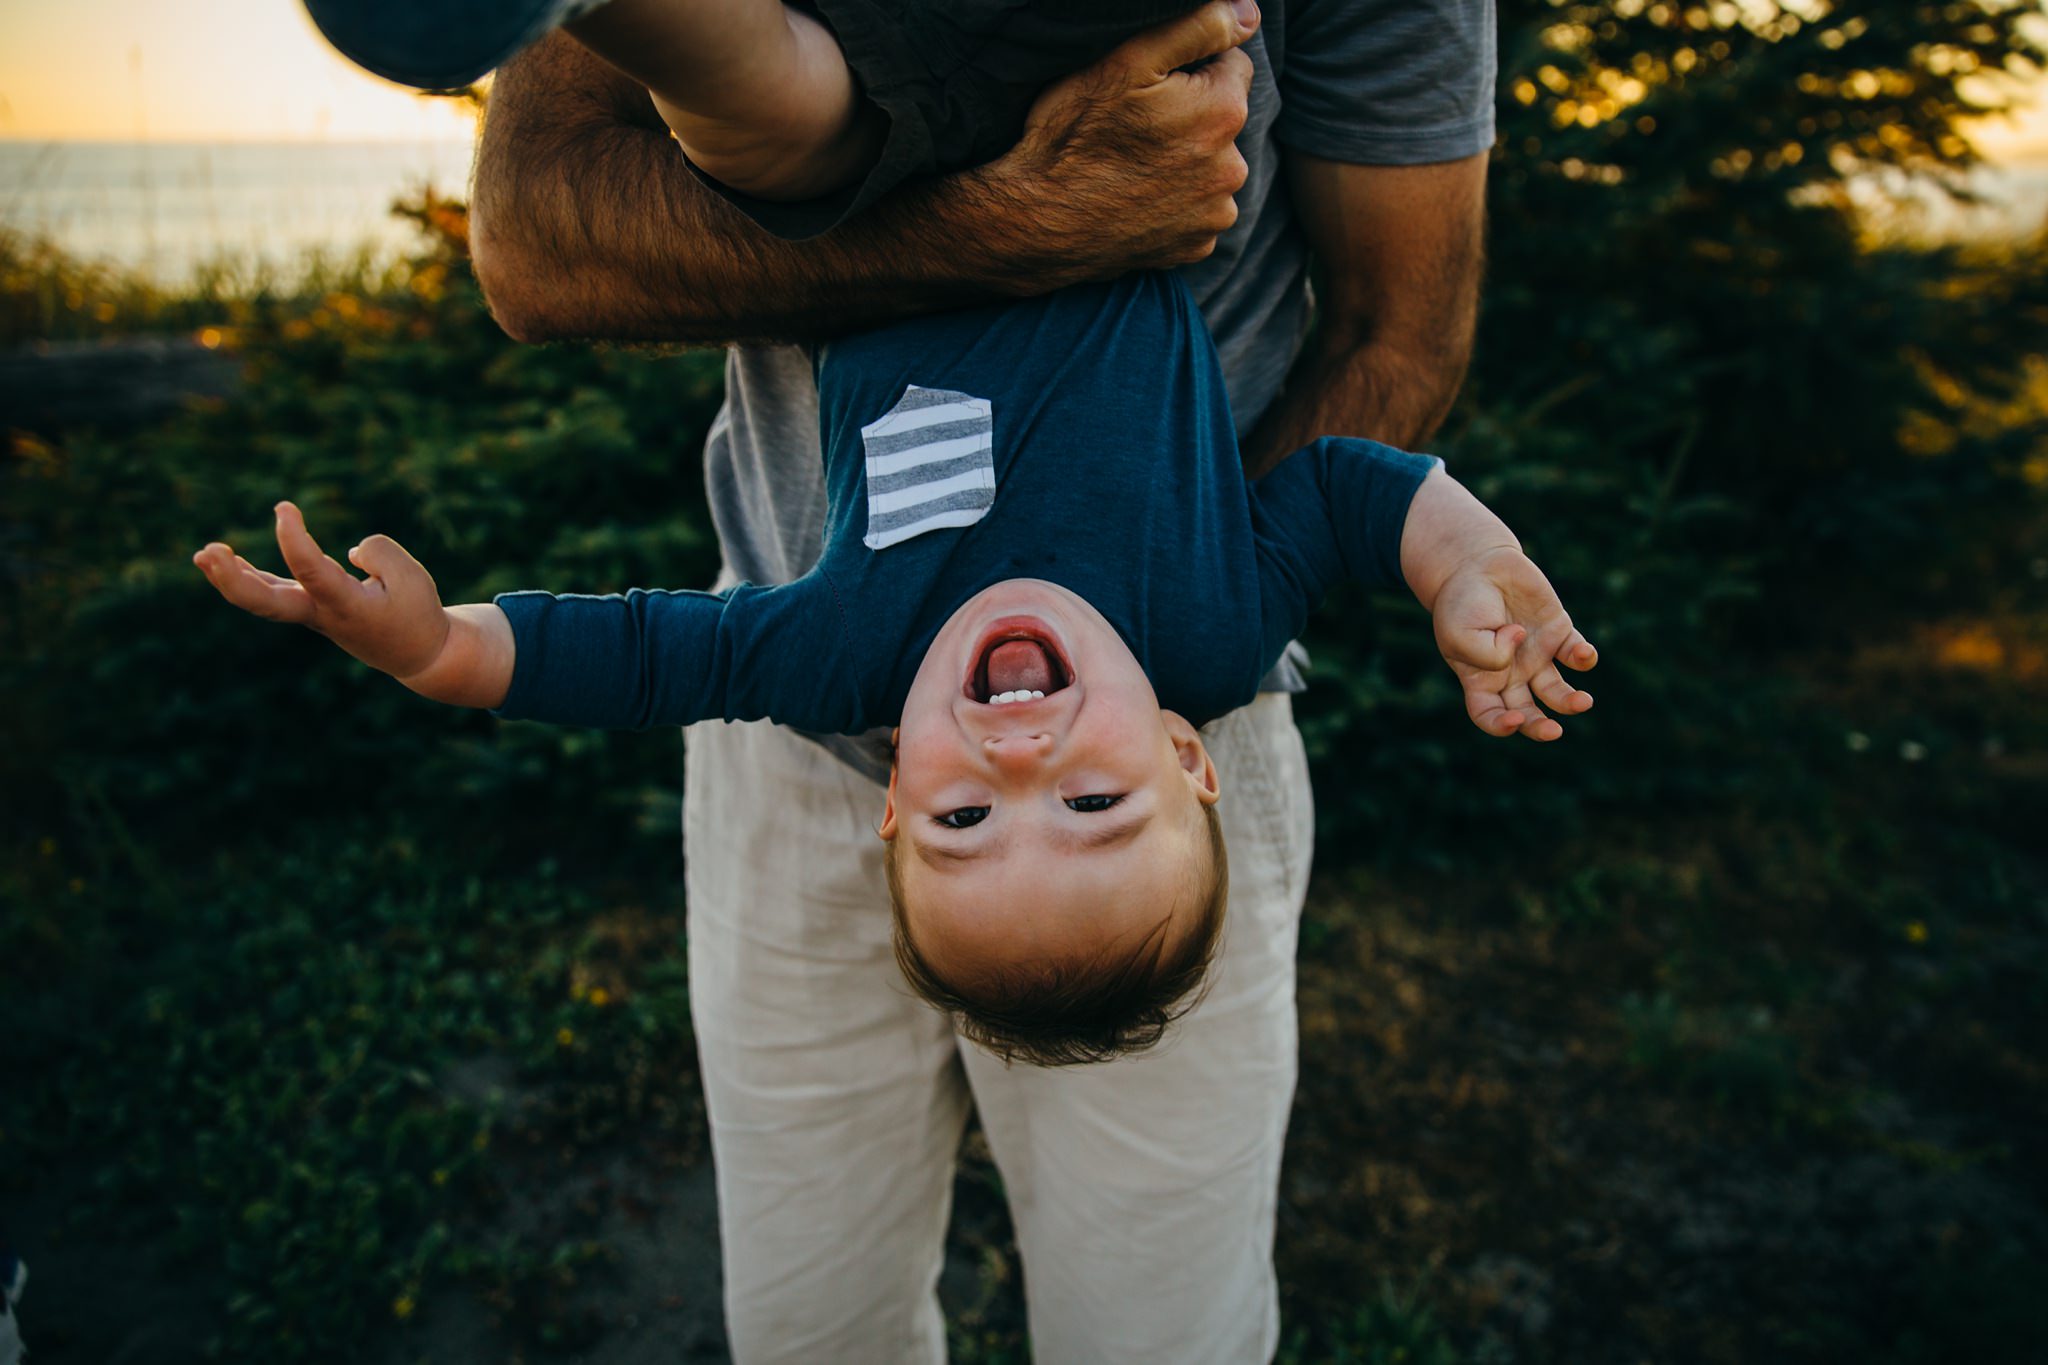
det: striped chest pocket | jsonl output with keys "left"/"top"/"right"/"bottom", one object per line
{"left": 861, "top": 385, "right": 996, "bottom": 551}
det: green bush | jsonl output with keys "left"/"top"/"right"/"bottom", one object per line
{"left": 4, "top": 221, "right": 725, "bottom": 876}
{"left": 1299, "top": 0, "right": 2048, "bottom": 863}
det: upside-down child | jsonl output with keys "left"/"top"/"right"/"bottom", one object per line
{"left": 194, "top": 269, "right": 1597, "bottom": 1066}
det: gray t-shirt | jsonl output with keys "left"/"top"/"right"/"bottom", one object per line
{"left": 700, "top": 0, "right": 1496, "bottom": 782}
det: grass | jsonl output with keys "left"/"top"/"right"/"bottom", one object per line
{"left": 6, "top": 821, "right": 702, "bottom": 1358}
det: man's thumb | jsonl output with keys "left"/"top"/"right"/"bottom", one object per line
{"left": 1122, "top": 0, "right": 1259, "bottom": 83}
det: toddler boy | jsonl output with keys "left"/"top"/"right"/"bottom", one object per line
{"left": 194, "top": 270, "right": 1595, "bottom": 1065}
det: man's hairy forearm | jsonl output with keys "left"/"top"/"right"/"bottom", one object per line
{"left": 470, "top": 36, "right": 1012, "bottom": 346}
{"left": 470, "top": 8, "right": 1256, "bottom": 347}
{"left": 1240, "top": 154, "right": 1486, "bottom": 478}
{"left": 1240, "top": 325, "right": 1473, "bottom": 477}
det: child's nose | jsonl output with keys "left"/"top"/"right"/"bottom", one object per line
{"left": 982, "top": 733, "right": 1053, "bottom": 774}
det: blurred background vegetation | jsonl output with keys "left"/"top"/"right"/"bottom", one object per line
{"left": 4, "top": 0, "right": 2047, "bottom": 1360}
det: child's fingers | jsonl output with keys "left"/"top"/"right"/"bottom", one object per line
{"left": 272, "top": 501, "right": 360, "bottom": 612}
{"left": 1496, "top": 678, "right": 1566, "bottom": 742}
{"left": 346, "top": 533, "right": 424, "bottom": 588}
{"left": 1558, "top": 628, "right": 1599, "bottom": 672}
{"left": 1464, "top": 686, "right": 1528, "bottom": 738}
{"left": 1445, "top": 622, "right": 1525, "bottom": 674}
{"left": 1531, "top": 663, "right": 1593, "bottom": 717}
{"left": 237, "top": 557, "right": 300, "bottom": 590}
{"left": 1502, "top": 680, "right": 1556, "bottom": 739}
{"left": 193, "top": 543, "right": 314, "bottom": 623}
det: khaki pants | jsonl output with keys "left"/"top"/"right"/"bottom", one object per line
{"left": 683, "top": 692, "right": 1313, "bottom": 1364}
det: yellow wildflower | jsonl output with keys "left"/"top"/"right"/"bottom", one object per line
{"left": 393, "top": 1294, "right": 416, "bottom": 1321}
{"left": 556, "top": 1026, "right": 575, "bottom": 1047}
{"left": 1905, "top": 921, "right": 1929, "bottom": 944}
{"left": 588, "top": 987, "right": 611, "bottom": 1008}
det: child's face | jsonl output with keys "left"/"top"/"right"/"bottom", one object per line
{"left": 883, "top": 580, "right": 1221, "bottom": 973}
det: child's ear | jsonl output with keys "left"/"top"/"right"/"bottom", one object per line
{"left": 878, "top": 759, "right": 900, "bottom": 840}
{"left": 1161, "top": 711, "right": 1221, "bottom": 806}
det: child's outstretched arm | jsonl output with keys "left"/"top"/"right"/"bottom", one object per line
{"left": 1399, "top": 468, "right": 1598, "bottom": 741}
{"left": 192, "top": 502, "right": 514, "bottom": 710}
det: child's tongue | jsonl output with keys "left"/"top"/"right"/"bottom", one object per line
{"left": 986, "top": 640, "right": 1056, "bottom": 696}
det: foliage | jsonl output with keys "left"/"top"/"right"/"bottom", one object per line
{"left": 1620, "top": 991, "right": 1800, "bottom": 1110}
{"left": 0, "top": 223, "right": 418, "bottom": 347}
{"left": 1299, "top": 0, "right": 2048, "bottom": 857}
{"left": 3, "top": 202, "right": 725, "bottom": 877}
{"left": 1279, "top": 1277, "right": 1463, "bottom": 1365}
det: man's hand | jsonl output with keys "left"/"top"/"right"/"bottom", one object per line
{"left": 1430, "top": 548, "right": 1598, "bottom": 742}
{"left": 192, "top": 504, "right": 515, "bottom": 709}
{"left": 470, "top": 1, "right": 1261, "bottom": 344}
{"left": 980, "top": 0, "right": 1261, "bottom": 291}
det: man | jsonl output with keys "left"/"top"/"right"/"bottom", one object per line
{"left": 468, "top": 1, "right": 1494, "bottom": 1358}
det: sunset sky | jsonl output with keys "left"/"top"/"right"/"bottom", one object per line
{"left": 0, "top": 0, "right": 473, "bottom": 142}
{"left": 1, "top": 0, "right": 2045, "bottom": 158}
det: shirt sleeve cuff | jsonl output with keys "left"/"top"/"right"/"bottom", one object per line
{"left": 1274, "top": 111, "right": 1497, "bottom": 167}
{"left": 486, "top": 590, "right": 550, "bottom": 722}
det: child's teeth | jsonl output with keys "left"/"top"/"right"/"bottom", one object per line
{"left": 985, "top": 689, "right": 1050, "bottom": 705}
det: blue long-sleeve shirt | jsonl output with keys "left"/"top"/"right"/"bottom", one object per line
{"left": 493, "top": 272, "right": 1436, "bottom": 734}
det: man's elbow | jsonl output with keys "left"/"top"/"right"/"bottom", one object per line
{"left": 468, "top": 219, "right": 560, "bottom": 344}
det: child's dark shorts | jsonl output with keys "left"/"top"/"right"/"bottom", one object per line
{"left": 720, "top": 0, "right": 1204, "bottom": 238}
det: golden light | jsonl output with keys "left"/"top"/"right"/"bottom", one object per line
{"left": 0, "top": 0, "right": 473, "bottom": 142}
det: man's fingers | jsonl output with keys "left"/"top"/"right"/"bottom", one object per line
{"left": 1118, "top": 0, "right": 1259, "bottom": 84}
{"left": 273, "top": 501, "right": 360, "bottom": 609}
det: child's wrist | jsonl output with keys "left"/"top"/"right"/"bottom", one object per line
{"left": 397, "top": 605, "right": 514, "bottom": 709}
{"left": 1400, "top": 469, "right": 1521, "bottom": 611}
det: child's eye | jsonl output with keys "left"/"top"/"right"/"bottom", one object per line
{"left": 935, "top": 807, "right": 989, "bottom": 829}
{"left": 1065, "top": 794, "right": 1123, "bottom": 813}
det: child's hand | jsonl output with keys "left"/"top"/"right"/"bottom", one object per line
{"left": 1430, "top": 547, "right": 1598, "bottom": 742}
{"left": 193, "top": 501, "right": 451, "bottom": 684}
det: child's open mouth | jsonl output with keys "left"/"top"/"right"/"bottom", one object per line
{"left": 966, "top": 618, "right": 1073, "bottom": 705}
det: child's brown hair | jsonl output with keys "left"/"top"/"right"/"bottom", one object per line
{"left": 886, "top": 802, "right": 1228, "bottom": 1066}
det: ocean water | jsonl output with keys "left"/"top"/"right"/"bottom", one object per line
{"left": 1, "top": 139, "right": 476, "bottom": 279}
{"left": 5, "top": 138, "right": 2043, "bottom": 285}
